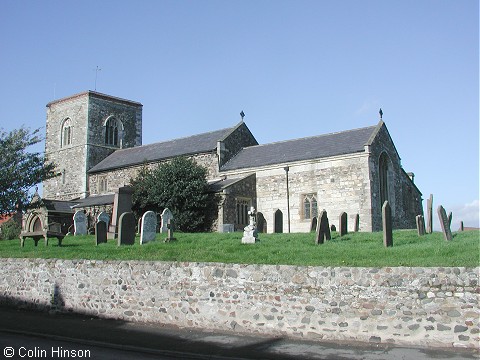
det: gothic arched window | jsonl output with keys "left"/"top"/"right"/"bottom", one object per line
{"left": 303, "top": 193, "right": 318, "bottom": 220}
{"left": 105, "top": 117, "right": 119, "bottom": 146}
{"left": 61, "top": 118, "right": 73, "bottom": 147}
{"left": 379, "top": 152, "right": 389, "bottom": 206}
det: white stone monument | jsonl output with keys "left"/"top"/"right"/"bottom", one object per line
{"left": 242, "top": 207, "right": 258, "bottom": 244}
{"left": 73, "top": 210, "right": 88, "bottom": 236}
{"left": 160, "top": 208, "right": 173, "bottom": 234}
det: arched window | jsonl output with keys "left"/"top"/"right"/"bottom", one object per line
{"left": 105, "top": 117, "right": 119, "bottom": 146}
{"left": 61, "top": 118, "right": 73, "bottom": 147}
{"left": 379, "top": 152, "right": 389, "bottom": 206}
{"left": 303, "top": 193, "right": 317, "bottom": 219}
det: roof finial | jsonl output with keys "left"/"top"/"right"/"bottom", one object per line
{"left": 240, "top": 110, "right": 245, "bottom": 121}
{"left": 379, "top": 108, "right": 383, "bottom": 120}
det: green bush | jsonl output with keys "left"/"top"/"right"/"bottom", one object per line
{"left": 0, "top": 219, "right": 21, "bottom": 240}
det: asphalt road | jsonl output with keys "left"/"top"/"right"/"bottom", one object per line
{"left": 0, "top": 307, "right": 478, "bottom": 360}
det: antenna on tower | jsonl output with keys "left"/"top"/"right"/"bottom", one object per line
{"left": 94, "top": 66, "right": 102, "bottom": 91}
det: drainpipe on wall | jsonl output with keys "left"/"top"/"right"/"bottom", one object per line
{"left": 284, "top": 166, "right": 291, "bottom": 233}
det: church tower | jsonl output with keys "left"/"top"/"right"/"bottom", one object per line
{"left": 43, "top": 91, "right": 142, "bottom": 200}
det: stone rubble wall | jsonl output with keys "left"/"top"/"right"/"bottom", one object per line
{"left": 0, "top": 259, "right": 478, "bottom": 349}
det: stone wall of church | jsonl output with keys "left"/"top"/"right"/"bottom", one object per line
{"left": 88, "top": 152, "right": 219, "bottom": 196}
{"left": 368, "top": 124, "right": 423, "bottom": 231}
{"left": 85, "top": 94, "right": 142, "bottom": 172}
{"left": 221, "top": 174, "right": 257, "bottom": 231}
{"left": 219, "top": 122, "right": 258, "bottom": 168}
{"left": 43, "top": 93, "right": 89, "bottom": 200}
{"left": 251, "top": 154, "right": 373, "bottom": 233}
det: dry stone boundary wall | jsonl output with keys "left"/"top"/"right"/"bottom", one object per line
{"left": 0, "top": 258, "right": 478, "bottom": 349}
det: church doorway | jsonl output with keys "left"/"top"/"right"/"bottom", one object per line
{"left": 274, "top": 209, "right": 283, "bottom": 233}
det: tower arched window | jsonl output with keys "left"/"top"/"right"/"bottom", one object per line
{"left": 379, "top": 152, "right": 389, "bottom": 206}
{"left": 61, "top": 118, "right": 73, "bottom": 147}
{"left": 105, "top": 117, "right": 119, "bottom": 147}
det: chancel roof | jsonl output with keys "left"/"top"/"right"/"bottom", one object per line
{"left": 89, "top": 125, "right": 238, "bottom": 173}
{"left": 220, "top": 124, "right": 378, "bottom": 171}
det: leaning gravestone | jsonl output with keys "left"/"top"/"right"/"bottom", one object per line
{"left": 416, "top": 215, "right": 425, "bottom": 236}
{"left": 95, "top": 221, "right": 107, "bottom": 245}
{"left": 315, "top": 209, "right": 331, "bottom": 245}
{"left": 382, "top": 201, "right": 393, "bottom": 247}
{"left": 426, "top": 194, "right": 433, "bottom": 234}
{"left": 339, "top": 212, "right": 347, "bottom": 236}
{"left": 118, "top": 212, "right": 136, "bottom": 246}
{"left": 97, "top": 211, "right": 110, "bottom": 226}
{"left": 437, "top": 205, "right": 453, "bottom": 241}
{"left": 447, "top": 211, "right": 453, "bottom": 228}
{"left": 354, "top": 213, "right": 360, "bottom": 232}
{"left": 140, "top": 211, "right": 157, "bottom": 244}
{"left": 73, "top": 211, "right": 88, "bottom": 236}
{"left": 160, "top": 208, "right": 173, "bottom": 234}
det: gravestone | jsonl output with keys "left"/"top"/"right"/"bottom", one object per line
{"left": 140, "top": 211, "right": 157, "bottom": 244}
{"left": 447, "top": 212, "right": 453, "bottom": 228}
{"left": 164, "top": 219, "right": 177, "bottom": 242}
{"left": 257, "top": 212, "right": 266, "bottom": 233}
{"left": 460, "top": 221, "right": 464, "bottom": 231}
{"left": 95, "top": 221, "right": 107, "bottom": 245}
{"left": 315, "top": 209, "right": 331, "bottom": 245}
{"left": 160, "top": 208, "right": 173, "bottom": 234}
{"left": 310, "top": 216, "right": 317, "bottom": 232}
{"left": 339, "top": 212, "right": 347, "bottom": 236}
{"left": 437, "top": 205, "right": 453, "bottom": 241}
{"left": 416, "top": 215, "right": 425, "bottom": 236}
{"left": 108, "top": 186, "right": 133, "bottom": 239}
{"left": 137, "top": 217, "right": 142, "bottom": 234}
{"left": 73, "top": 211, "right": 87, "bottom": 236}
{"left": 242, "top": 207, "right": 258, "bottom": 244}
{"left": 97, "top": 211, "right": 110, "bottom": 226}
{"left": 382, "top": 201, "right": 393, "bottom": 247}
{"left": 426, "top": 194, "right": 433, "bottom": 234}
{"left": 330, "top": 224, "right": 336, "bottom": 232}
{"left": 118, "top": 212, "right": 136, "bottom": 246}
{"left": 354, "top": 213, "right": 360, "bottom": 232}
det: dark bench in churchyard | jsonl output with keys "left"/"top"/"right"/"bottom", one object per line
{"left": 19, "top": 222, "right": 65, "bottom": 247}
{"left": 19, "top": 230, "right": 65, "bottom": 247}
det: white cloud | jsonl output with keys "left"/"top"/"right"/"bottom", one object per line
{"left": 355, "top": 99, "right": 380, "bottom": 116}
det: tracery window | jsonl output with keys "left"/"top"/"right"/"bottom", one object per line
{"left": 303, "top": 193, "right": 318, "bottom": 220}
{"left": 105, "top": 117, "right": 119, "bottom": 146}
{"left": 61, "top": 118, "right": 73, "bottom": 147}
{"left": 236, "top": 198, "right": 251, "bottom": 226}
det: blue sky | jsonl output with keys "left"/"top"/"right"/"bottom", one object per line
{"left": 1, "top": 0, "right": 478, "bottom": 229}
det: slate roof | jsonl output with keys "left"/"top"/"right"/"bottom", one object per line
{"left": 42, "top": 199, "right": 77, "bottom": 213}
{"left": 71, "top": 194, "right": 115, "bottom": 209}
{"left": 220, "top": 124, "right": 378, "bottom": 171}
{"left": 89, "top": 125, "right": 238, "bottom": 173}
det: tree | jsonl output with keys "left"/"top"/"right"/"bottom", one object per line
{"left": 130, "top": 157, "right": 218, "bottom": 232}
{"left": 0, "top": 127, "right": 58, "bottom": 214}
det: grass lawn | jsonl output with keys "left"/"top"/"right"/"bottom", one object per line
{"left": 2, "top": 230, "right": 479, "bottom": 267}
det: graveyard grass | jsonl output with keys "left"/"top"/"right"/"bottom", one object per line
{"left": 2, "top": 230, "right": 479, "bottom": 267}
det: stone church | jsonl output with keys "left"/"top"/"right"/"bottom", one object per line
{"left": 37, "top": 90, "right": 422, "bottom": 234}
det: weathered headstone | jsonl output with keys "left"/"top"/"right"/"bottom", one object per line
{"left": 310, "top": 216, "right": 318, "bottom": 232}
{"left": 426, "top": 194, "right": 433, "bottom": 234}
{"left": 118, "top": 212, "right": 136, "bottom": 246}
{"left": 140, "top": 211, "right": 157, "bottom": 244}
{"left": 160, "top": 208, "right": 174, "bottom": 234}
{"left": 242, "top": 207, "right": 258, "bottom": 244}
{"left": 315, "top": 209, "right": 331, "bottom": 245}
{"left": 108, "top": 186, "right": 133, "bottom": 239}
{"left": 95, "top": 221, "right": 107, "bottom": 245}
{"left": 330, "top": 224, "right": 336, "bottom": 232}
{"left": 339, "top": 212, "right": 347, "bottom": 236}
{"left": 447, "top": 212, "right": 453, "bottom": 228}
{"left": 97, "top": 211, "right": 110, "bottom": 226}
{"left": 354, "top": 213, "right": 360, "bottom": 232}
{"left": 73, "top": 211, "right": 88, "bottom": 236}
{"left": 382, "top": 201, "right": 393, "bottom": 247}
{"left": 437, "top": 205, "right": 453, "bottom": 241}
{"left": 460, "top": 221, "right": 464, "bottom": 231}
{"left": 416, "top": 215, "right": 425, "bottom": 236}
{"left": 164, "top": 219, "right": 177, "bottom": 242}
